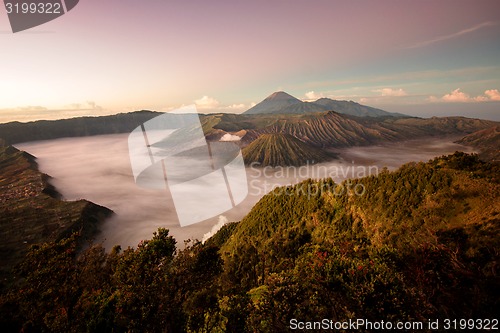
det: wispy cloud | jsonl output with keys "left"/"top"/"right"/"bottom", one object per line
{"left": 373, "top": 88, "right": 407, "bottom": 97}
{"left": 407, "top": 21, "right": 497, "bottom": 49}
{"left": 194, "top": 96, "right": 220, "bottom": 109}
{"left": 193, "top": 96, "right": 254, "bottom": 113}
{"left": 300, "top": 66, "right": 500, "bottom": 89}
{"left": 0, "top": 102, "right": 108, "bottom": 123}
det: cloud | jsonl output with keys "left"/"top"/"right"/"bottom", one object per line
{"left": 227, "top": 103, "right": 246, "bottom": 110}
{"left": 484, "top": 89, "right": 500, "bottom": 101}
{"left": 17, "top": 135, "right": 476, "bottom": 249}
{"left": 86, "top": 101, "right": 103, "bottom": 111}
{"left": 202, "top": 215, "right": 229, "bottom": 243}
{"left": 373, "top": 88, "right": 407, "bottom": 97}
{"left": 442, "top": 88, "right": 472, "bottom": 102}
{"left": 358, "top": 88, "right": 415, "bottom": 105}
{"left": 194, "top": 96, "right": 220, "bottom": 109}
{"left": 0, "top": 102, "right": 111, "bottom": 123}
{"left": 17, "top": 105, "right": 48, "bottom": 112}
{"left": 191, "top": 97, "right": 256, "bottom": 114}
{"left": 407, "top": 21, "right": 497, "bottom": 49}
{"left": 305, "top": 91, "right": 323, "bottom": 101}
{"left": 304, "top": 90, "right": 360, "bottom": 102}
{"left": 220, "top": 133, "right": 242, "bottom": 142}
{"left": 429, "top": 88, "right": 500, "bottom": 103}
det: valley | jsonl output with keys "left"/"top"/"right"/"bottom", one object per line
{"left": 0, "top": 91, "right": 498, "bottom": 331}
{"left": 14, "top": 133, "right": 476, "bottom": 250}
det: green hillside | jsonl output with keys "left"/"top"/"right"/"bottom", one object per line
{"left": 1, "top": 152, "right": 497, "bottom": 332}
{"left": 219, "top": 152, "right": 499, "bottom": 329}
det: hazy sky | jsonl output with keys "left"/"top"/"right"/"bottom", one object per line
{"left": 1, "top": 0, "right": 500, "bottom": 122}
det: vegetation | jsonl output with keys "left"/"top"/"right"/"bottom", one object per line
{"left": 0, "top": 143, "right": 113, "bottom": 292}
{"left": 0, "top": 152, "right": 498, "bottom": 332}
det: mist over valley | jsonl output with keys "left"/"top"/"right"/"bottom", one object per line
{"left": 16, "top": 133, "right": 475, "bottom": 249}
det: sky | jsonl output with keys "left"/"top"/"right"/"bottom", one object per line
{"left": 1, "top": 0, "right": 500, "bottom": 122}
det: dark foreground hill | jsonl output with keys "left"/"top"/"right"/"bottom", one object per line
{"left": 1, "top": 152, "right": 498, "bottom": 332}
{"left": 0, "top": 141, "right": 113, "bottom": 290}
{"left": 218, "top": 152, "right": 500, "bottom": 329}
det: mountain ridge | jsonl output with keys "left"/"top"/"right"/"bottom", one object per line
{"left": 456, "top": 125, "right": 500, "bottom": 162}
{"left": 239, "top": 111, "right": 498, "bottom": 149}
{"left": 244, "top": 91, "right": 302, "bottom": 115}
{"left": 0, "top": 106, "right": 497, "bottom": 168}
{"left": 0, "top": 142, "right": 113, "bottom": 289}
{"left": 243, "top": 91, "right": 405, "bottom": 117}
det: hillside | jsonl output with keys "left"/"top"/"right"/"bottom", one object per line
{"left": 1, "top": 152, "right": 498, "bottom": 331}
{"left": 457, "top": 126, "right": 500, "bottom": 163}
{"left": 242, "top": 133, "right": 333, "bottom": 167}
{"left": 218, "top": 152, "right": 499, "bottom": 328}
{"left": 0, "top": 142, "right": 113, "bottom": 289}
{"left": 0, "top": 110, "right": 160, "bottom": 144}
{"left": 314, "top": 97, "right": 405, "bottom": 117}
{"left": 240, "top": 111, "right": 498, "bottom": 149}
{"left": 243, "top": 91, "right": 303, "bottom": 115}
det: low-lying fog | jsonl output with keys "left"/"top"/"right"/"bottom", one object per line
{"left": 16, "top": 134, "right": 475, "bottom": 250}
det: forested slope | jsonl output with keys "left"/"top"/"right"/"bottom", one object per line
{"left": 1, "top": 152, "right": 498, "bottom": 332}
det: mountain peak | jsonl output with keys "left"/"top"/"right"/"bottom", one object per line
{"left": 243, "top": 91, "right": 302, "bottom": 115}
{"left": 244, "top": 91, "right": 407, "bottom": 117}
{"left": 264, "top": 91, "right": 301, "bottom": 102}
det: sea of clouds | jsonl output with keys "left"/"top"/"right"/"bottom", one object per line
{"left": 16, "top": 134, "right": 474, "bottom": 250}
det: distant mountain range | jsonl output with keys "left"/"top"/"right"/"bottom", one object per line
{"left": 0, "top": 92, "right": 498, "bottom": 167}
{"left": 243, "top": 91, "right": 406, "bottom": 117}
{"left": 0, "top": 111, "right": 160, "bottom": 144}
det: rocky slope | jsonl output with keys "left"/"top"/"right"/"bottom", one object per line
{"left": 242, "top": 133, "right": 333, "bottom": 167}
{"left": 0, "top": 141, "right": 113, "bottom": 289}
{"left": 457, "top": 125, "right": 499, "bottom": 162}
